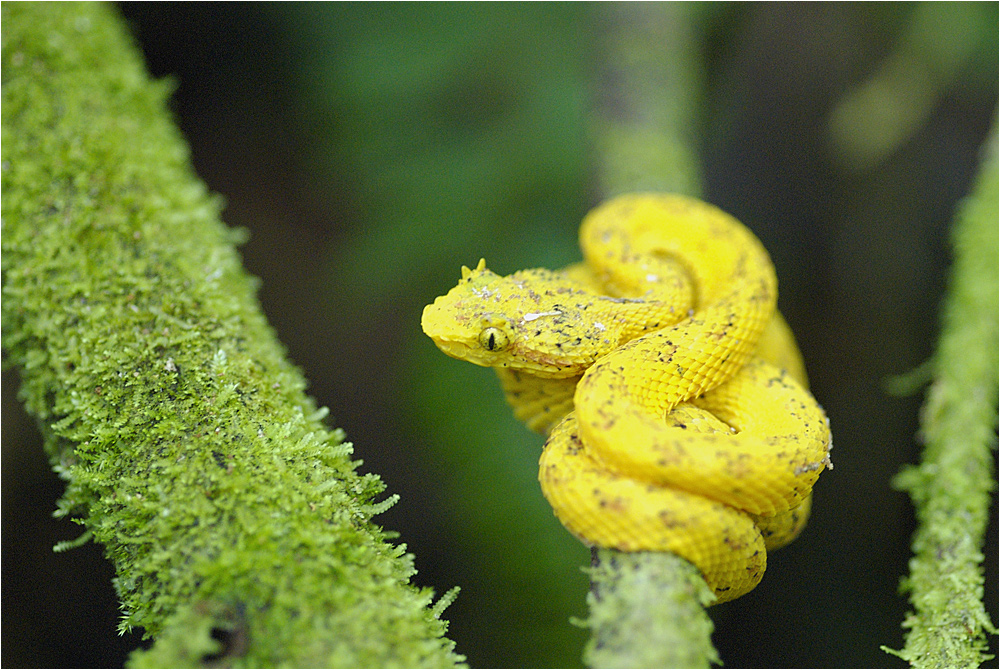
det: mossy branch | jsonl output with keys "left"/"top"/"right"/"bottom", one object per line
{"left": 582, "top": 5, "right": 720, "bottom": 668}
{"left": 1, "top": 3, "right": 462, "bottom": 667}
{"left": 882, "top": 121, "right": 999, "bottom": 668}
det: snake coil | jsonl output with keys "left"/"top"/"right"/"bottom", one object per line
{"left": 422, "top": 193, "right": 831, "bottom": 602}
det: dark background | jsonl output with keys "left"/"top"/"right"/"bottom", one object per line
{"left": 3, "top": 3, "right": 997, "bottom": 667}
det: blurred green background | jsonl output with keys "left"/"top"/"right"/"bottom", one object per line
{"left": 3, "top": 3, "right": 996, "bottom": 667}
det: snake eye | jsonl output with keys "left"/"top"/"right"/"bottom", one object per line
{"left": 478, "top": 326, "right": 509, "bottom": 352}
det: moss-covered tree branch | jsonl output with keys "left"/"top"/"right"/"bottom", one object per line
{"left": 883, "top": 122, "right": 999, "bottom": 669}
{"left": 1, "top": 3, "right": 462, "bottom": 667}
{"left": 582, "top": 5, "right": 719, "bottom": 668}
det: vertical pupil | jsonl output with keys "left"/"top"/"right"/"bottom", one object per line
{"left": 487, "top": 332, "right": 496, "bottom": 350}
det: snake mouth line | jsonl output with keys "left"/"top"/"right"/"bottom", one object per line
{"left": 431, "top": 339, "right": 489, "bottom": 366}
{"left": 431, "top": 337, "right": 580, "bottom": 377}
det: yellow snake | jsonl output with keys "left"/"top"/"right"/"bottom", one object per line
{"left": 421, "top": 193, "right": 832, "bottom": 602}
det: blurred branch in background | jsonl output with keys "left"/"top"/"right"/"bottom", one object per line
{"left": 589, "top": 3, "right": 702, "bottom": 200}
{"left": 829, "top": 3, "right": 996, "bottom": 171}
{"left": 884, "top": 122, "right": 998, "bottom": 668}
{"left": 583, "top": 4, "right": 719, "bottom": 668}
{"left": 1, "top": 4, "right": 462, "bottom": 667}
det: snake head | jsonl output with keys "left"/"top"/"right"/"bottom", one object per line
{"left": 421, "top": 259, "right": 598, "bottom": 377}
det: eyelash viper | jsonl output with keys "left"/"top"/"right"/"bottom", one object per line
{"left": 421, "top": 193, "right": 832, "bottom": 603}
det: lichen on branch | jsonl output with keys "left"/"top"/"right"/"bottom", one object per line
{"left": 1, "top": 3, "right": 462, "bottom": 667}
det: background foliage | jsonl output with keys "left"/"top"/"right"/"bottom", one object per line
{"left": 3, "top": 3, "right": 996, "bottom": 667}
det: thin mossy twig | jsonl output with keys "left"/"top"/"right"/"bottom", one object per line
{"left": 1, "top": 4, "right": 462, "bottom": 667}
{"left": 882, "top": 122, "right": 998, "bottom": 669}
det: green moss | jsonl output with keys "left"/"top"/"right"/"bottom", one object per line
{"left": 582, "top": 551, "right": 719, "bottom": 669}
{"left": 884, "top": 127, "right": 998, "bottom": 668}
{"left": 1, "top": 3, "right": 462, "bottom": 666}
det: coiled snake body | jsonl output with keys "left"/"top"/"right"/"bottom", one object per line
{"left": 422, "top": 193, "right": 832, "bottom": 602}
